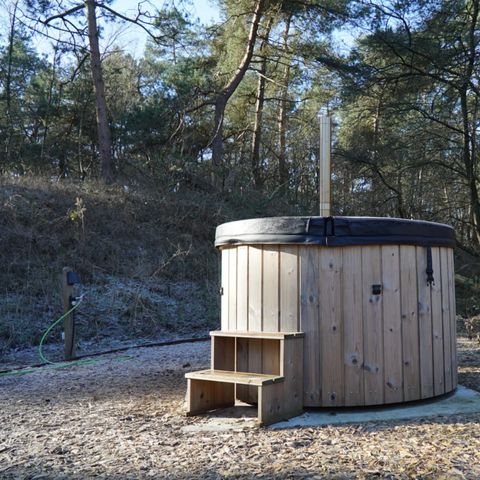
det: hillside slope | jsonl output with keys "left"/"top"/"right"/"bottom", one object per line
{"left": 0, "top": 175, "right": 242, "bottom": 358}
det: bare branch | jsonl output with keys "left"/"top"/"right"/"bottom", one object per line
{"left": 42, "top": 4, "right": 84, "bottom": 25}
{"left": 94, "top": 2, "right": 160, "bottom": 43}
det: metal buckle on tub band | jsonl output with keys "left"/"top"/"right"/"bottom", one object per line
{"left": 426, "top": 246, "right": 435, "bottom": 286}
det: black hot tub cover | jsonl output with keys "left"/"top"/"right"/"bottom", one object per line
{"left": 215, "top": 216, "right": 455, "bottom": 248}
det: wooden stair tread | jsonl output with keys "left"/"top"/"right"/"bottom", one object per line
{"left": 210, "top": 330, "right": 304, "bottom": 340}
{"left": 185, "top": 369, "right": 284, "bottom": 386}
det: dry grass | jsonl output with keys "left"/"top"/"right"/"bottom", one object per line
{"left": 0, "top": 174, "right": 229, "bottom": 355}
{"left": 0, "top": 173, "right": 301, "bottom": 357}
{"left": 0, "top": 334, "right": 480, "bottom": 479}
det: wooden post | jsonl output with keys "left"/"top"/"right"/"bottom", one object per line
{"left": 319, "top": 115, "right": 332, "bottom": 217}
{"left": 62, "top": 267, "right": 76, "bottom": 360}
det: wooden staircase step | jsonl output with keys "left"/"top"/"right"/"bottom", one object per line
{"left": 185, "top": 369, "right": 284, "bottom": 386}
{"left": 210, "top": 330, "right": 304, "bottom": 340}
{"left": 185, "top": 332, "right": 304, "bottom": 425}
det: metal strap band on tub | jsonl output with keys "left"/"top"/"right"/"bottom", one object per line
{"left": 426, "top": 246, "right": 434, "bottom": 286}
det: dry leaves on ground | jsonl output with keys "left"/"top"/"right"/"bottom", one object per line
{"left": 1, "top": 336, "right": 480, "bottom": 479}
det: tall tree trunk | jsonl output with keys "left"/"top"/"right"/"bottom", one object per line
{"left": 462, "top": 0, "right": 480, "bottom": 244}
{"left": 41, "top": 45, "right": 59, "bottom": 166}
{"left": 86, "top": 0, "right": 114, "bottom": 184}
{"left": 277, "top": 13, "right": 292, "bottom": 193}
{"left": 211, "top": 94, "right": 227, "bottom": 188}
{"left": 251, "top": 17, "right": 273, "bottom": 188}
{"left": 372, "top": 96, "right": 381, "bottom": 163}
{"left": 3, "top": 0, "right": 19, "bottom": 170}
{"left": 461, "top": 87, "right": 480, "bottom": 245}
{"left": 211, "top": 0, "right": 264, "bottom": 189}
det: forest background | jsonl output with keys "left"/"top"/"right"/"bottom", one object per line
{"left": 1, "top": 0, "right": 479, "bottom": 358}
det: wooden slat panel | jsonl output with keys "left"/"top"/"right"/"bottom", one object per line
{"left": 248, "top": 246, "right": 263, "bottom": 331}
{"left": 221, "top": 248, "right": 229, "bottom": 331}
{"left": 235, "top": 337, "right": 249, "bottom": 401}
{"left": 440, "top": 247, "right": 453, "bottom": 392}
{"left": 248, "top": 339, "right": 263, "bottom": 373}
{"left": 258, "top": 338, "right": 304, "bottom": 425}
{"left": 362, "top": 246, "right": 384, "bottom": 405}
{"left": 320, "top": 248, "right": 344, "bottom": 406}
{"left": 430, "top": 247, "right": 444, "bottom": 395}
{"left": 400, "top": 246, "right": 420, "bottom": 401}
{"left": 299, "top": 246, "right": 321, "bottom": 406}
{"left": 261, "top": 338, "right": 279, "bottom": 413}
{"left": 448, "top": 249, "right": 458, "bottom": 388}
{"left": 186, "top": 378, "right": 214, "bottom": 415}
{"left": 281, "top": 337, "right": 304, "bottom": 415}
{"left": 236, "top": 246, "right": 249, "bottom": 331}
{"left": 262, "top": 339, "right": 280, "bottom": 375}
{"left": 280, "top": 246, "right": 299, "bottom": 332}
{"left": 343, "top": 246, "right": 364, "bottom": 406}
{"left": 247, "top": 338, "right": 262, "bottom": 403}
{"left": 213, "top": 381, "right": 236, "bottom": 409}
{"left": 212, "top": 336, "right": 235, "bottom": 371}
{"left": 236, "top": 337, "right": 247, "bottom": 372}
{"left": 381, "top": 245, "right": 403, "bottom": 404}
{"left": 263, "top": 246, "right": 280, "bottom": 332}
{"left": 416, "top": 246, "right": 434, "bottom": 399}
{"left": 258, "top": 382, "right": 285, "bottom": 425}
{"left": 228, "top": 248, "right": 237, "bottom": 331}
{"left": 186, "top": 379, "right": 235, "bottom": 415}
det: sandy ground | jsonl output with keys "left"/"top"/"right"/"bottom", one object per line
{"left": 1, "top": 336, "right": 480, "bottom": 479}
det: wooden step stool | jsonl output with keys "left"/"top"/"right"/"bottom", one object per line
{"left": 185, "top": 331, "right": 304, "bottom": 426}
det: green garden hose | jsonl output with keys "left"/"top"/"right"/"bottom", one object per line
{"left": 0, "top": 295, "right": 132, "bottom": 378}
{"left": 38, "top": 294, "right": 85, "bottom": 364}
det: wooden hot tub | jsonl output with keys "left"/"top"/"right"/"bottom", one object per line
{"left": 215, "top": 216, "right": 457, "bottom": 407}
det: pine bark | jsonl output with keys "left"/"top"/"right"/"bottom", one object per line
{"left": 277, "top": 14, "right": 292, "bottom": 193}
{"left": 4, "top": 0, "right": 19, "bottom": 169}
{"left": 250, "top": 17, "right": 273, "bottom": 188}
{"left": 211, "top": 0, "right": 264, "bottom": 189}
{"left": 86, "top": 0, "right": 114, "bottom": 184}
{"left": 462, "top": 0, "right": 480, "bottom": 244}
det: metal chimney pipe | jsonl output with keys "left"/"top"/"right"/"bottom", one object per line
{"left": 319, "top": 115, "right": 331, "bottom": 217}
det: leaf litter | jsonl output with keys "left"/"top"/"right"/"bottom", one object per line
{"left": 0, "top": 335, "right": 479, "bottom": 478}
